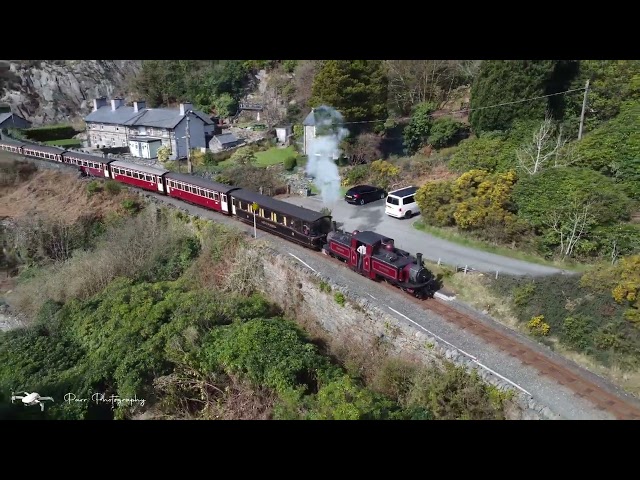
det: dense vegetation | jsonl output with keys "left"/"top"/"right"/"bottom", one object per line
{"left": 488, "top": 259, "right": 640, "bottom": 372}
{"left": 0, "top": 180, "right": 510, "bottom": 420}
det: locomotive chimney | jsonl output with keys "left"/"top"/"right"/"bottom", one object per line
{"left": 416, "top": 253, "right": 423, "bottom": 266}
{"left": 332, "top": 221, "right": 337, "bottom": 232}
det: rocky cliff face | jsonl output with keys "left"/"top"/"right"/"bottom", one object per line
{"left": 0, "top": 60, "right": 142, "bottom": 126}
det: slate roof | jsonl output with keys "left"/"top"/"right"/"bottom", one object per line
{"left": 213, "top": 133, "right": 240, "bottom": 145}
{"left": 302, "top": 110, "right": 316, "bottom": 126}
{"left": 165, "top": 172, "right": 240, "bottom": 195}
{"left": 0, "top": 112, "right": 31, "bottom": 126}
{"left": 231, "top": 188, "right": 329, "bottom": 223}
{"left": 85, "top": 105, "right": 213, "bottom": 129}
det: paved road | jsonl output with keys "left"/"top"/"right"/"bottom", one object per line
{"left": 279, "top": 194, "right": 567, "bottom": 277}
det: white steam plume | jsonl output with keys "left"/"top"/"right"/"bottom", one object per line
{"left": 305, "top": 105, "right": 349, "bottom": 206}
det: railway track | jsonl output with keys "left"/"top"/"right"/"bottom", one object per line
{"left": 314, "top": 249, "right": 640, "bottom": 420}
{"left": 9, "top": 154, "right": 640, "bottom": 419}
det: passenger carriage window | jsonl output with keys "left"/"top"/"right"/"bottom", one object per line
{"left": 283, "top": 216, "right": 287, "bottom": 226}
{"left": 222, "top": 194, "right": 227, "bottom": 202}
{"left": 213, "top": 192, "right": 220, "bottom": 201}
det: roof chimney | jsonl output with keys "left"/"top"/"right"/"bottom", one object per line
{"left": 179, "top": 102, "right": 193, "bottom": 116}
{"left": 93, "top": 97, "right": 107, "bottom": 112}
{"left": 133, "top": 100, "right": 146, "bottom": 113}
{"left": 111, "top": 98, "right": 124, "bottom": 111}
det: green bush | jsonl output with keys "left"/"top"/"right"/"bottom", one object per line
{"left": 283, "top": 155, "right": 297, "bottom": 171}
{"left": 104, "top": 180, "right": 122, "bottom": 195}
{"left": 121, "top": 199, "right": 140, "bottom": 214}
{"left": 428, "top": 117, "right": 467, "bottom": 149}
{"left": 344, "top": 165, "right": 369, "bottom": 187}
{"left": 334, "top": 292, "right": 346, "bottom": 306}
{"left": 86, "top": 180, "right": 103, "bottom": 197}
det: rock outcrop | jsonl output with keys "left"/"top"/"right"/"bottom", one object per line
{"left": 0, "top": 60, "right": 142, "bottom": 126}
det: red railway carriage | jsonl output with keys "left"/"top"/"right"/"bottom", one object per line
{"left": 164, "top": 172, "right": 238, "bottom": 214}
{"left": 61, "top": 151, "right": 115, "bottom": 178}
{"left": 323, "top": 226, "right": 436, "bottom": 298}
{"left": 0, "top": 138, "right": 25, "bottom": 154}
{"left": 109, "top": 160, "right": 168, "bottom": 193}
{"left": 21, "top": 144, "right": 65, "bottom": 162}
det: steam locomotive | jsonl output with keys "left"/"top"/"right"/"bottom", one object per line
{"left": 323, "top": 222, "right": 437, "bottom": 298}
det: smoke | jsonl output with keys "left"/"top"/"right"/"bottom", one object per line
{"left": 305, "top": 105, "right": 349, "bottom": 206}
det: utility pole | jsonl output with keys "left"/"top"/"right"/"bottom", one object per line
{"left": 578, "top": 79, "right": 590, "bottom": 140}
{"left": 185, "top": 111, "right": 192, "bottom": 173}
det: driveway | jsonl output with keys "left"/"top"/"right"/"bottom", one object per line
{"left": 278, "top": 194, "right": 567, "bottom": 277}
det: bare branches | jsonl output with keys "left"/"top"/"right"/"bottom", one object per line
{"left": 516, "top": 112, "right": 569, "bottom": 175}
{"left": 546, "top": 199, "right": 594, "bottom": 259}
{"left": 386, "top": 61, "right": 462, "bottom": 114}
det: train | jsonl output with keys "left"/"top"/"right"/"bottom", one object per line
{"left": 0, "top": 137, "right": 438, "bottom": 298}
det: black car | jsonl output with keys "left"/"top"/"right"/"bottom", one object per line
{"left": 344, "top": 185, "right": 387, "bottom": 205}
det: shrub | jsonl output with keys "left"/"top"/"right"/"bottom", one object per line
{"left": 334, "top": 292, "right": 346, "bottom": 306}
{"left": 86, "top": 180, "right": 103, "bottom": 197}
{"left": 319, "top": 281, "right": 332, "bottom": 293}
{"left": 121, "top": 198, "right": 140, "bottom": 214}
{"left": 104, "top": 180, "right": 122, "bottom": 195}
{"left": 342, "top": 165, "right": 369, "bottom": 187}
{"left": 527, "top": 315, "right": 550, "bottom": 336}
{"left": 428, "top": 117, "right": 467, "bottom": 149}
{"left": 283, "top": 155, "right": 297, "bottom": 171}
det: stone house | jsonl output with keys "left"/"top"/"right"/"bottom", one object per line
{"left": 84, "top": 97, "right": 215, "bottom": 160}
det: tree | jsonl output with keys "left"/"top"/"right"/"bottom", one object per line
{"left": 428, "top": 117, "right": 467, "bottom": 149}
{"left": 449, "top": 134, "right": 513, "bottom": 173}
{"left": 403, "top": 102, "right": 436, "bottom": 155}
{"left": 564, "top": 60, "right": 640, "bottom": 132}
{"left": 292, "top": 60, "right": 319, "bottom": 120}
{"left": 469, "top": 60, "right": 579, "bottom": 134}
{"left": 572, "top": 102, "right": 640, "bottom": 200}
{"left": 310, "top": 60, "right": 388, "bottom": 122}
{"left": 385, "top": 61, "right": 467, "bottom": 115}
{"left": 230, "top": 146, "right": 257, "bottom": 166}
{"left": 514, "top": 168, "right": 633, "bottom": 258}
{"left": 515, "top": 112, "right": 573, "bottom": 175}
{"left": 342, "top": 133, "right": 383, "bottom": 165}
{"left": 212, "top": 93, "right": 237, "bottom": 118}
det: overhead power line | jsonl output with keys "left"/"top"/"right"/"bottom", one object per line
{"left": 332, "top": 86, "right": 587, "bottom": 126}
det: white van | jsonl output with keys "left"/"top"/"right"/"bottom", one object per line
{"left": 385, "top": 186, "right": 420, "bottom": 219}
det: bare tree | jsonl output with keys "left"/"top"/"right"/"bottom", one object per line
{"left": 293, "top": 60, "right": 319, "bottom": 113}
{"left": 516, "top": 113, "right": 572, "bottom": 175}
{"left": 342, "top": 133, "right": 383, "bottom": 165}
{"left": 546, "top": 199, "right": 594, "bottom": 259}
{"left": 454, "top": 60, "right": 483, "bottom": 82}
